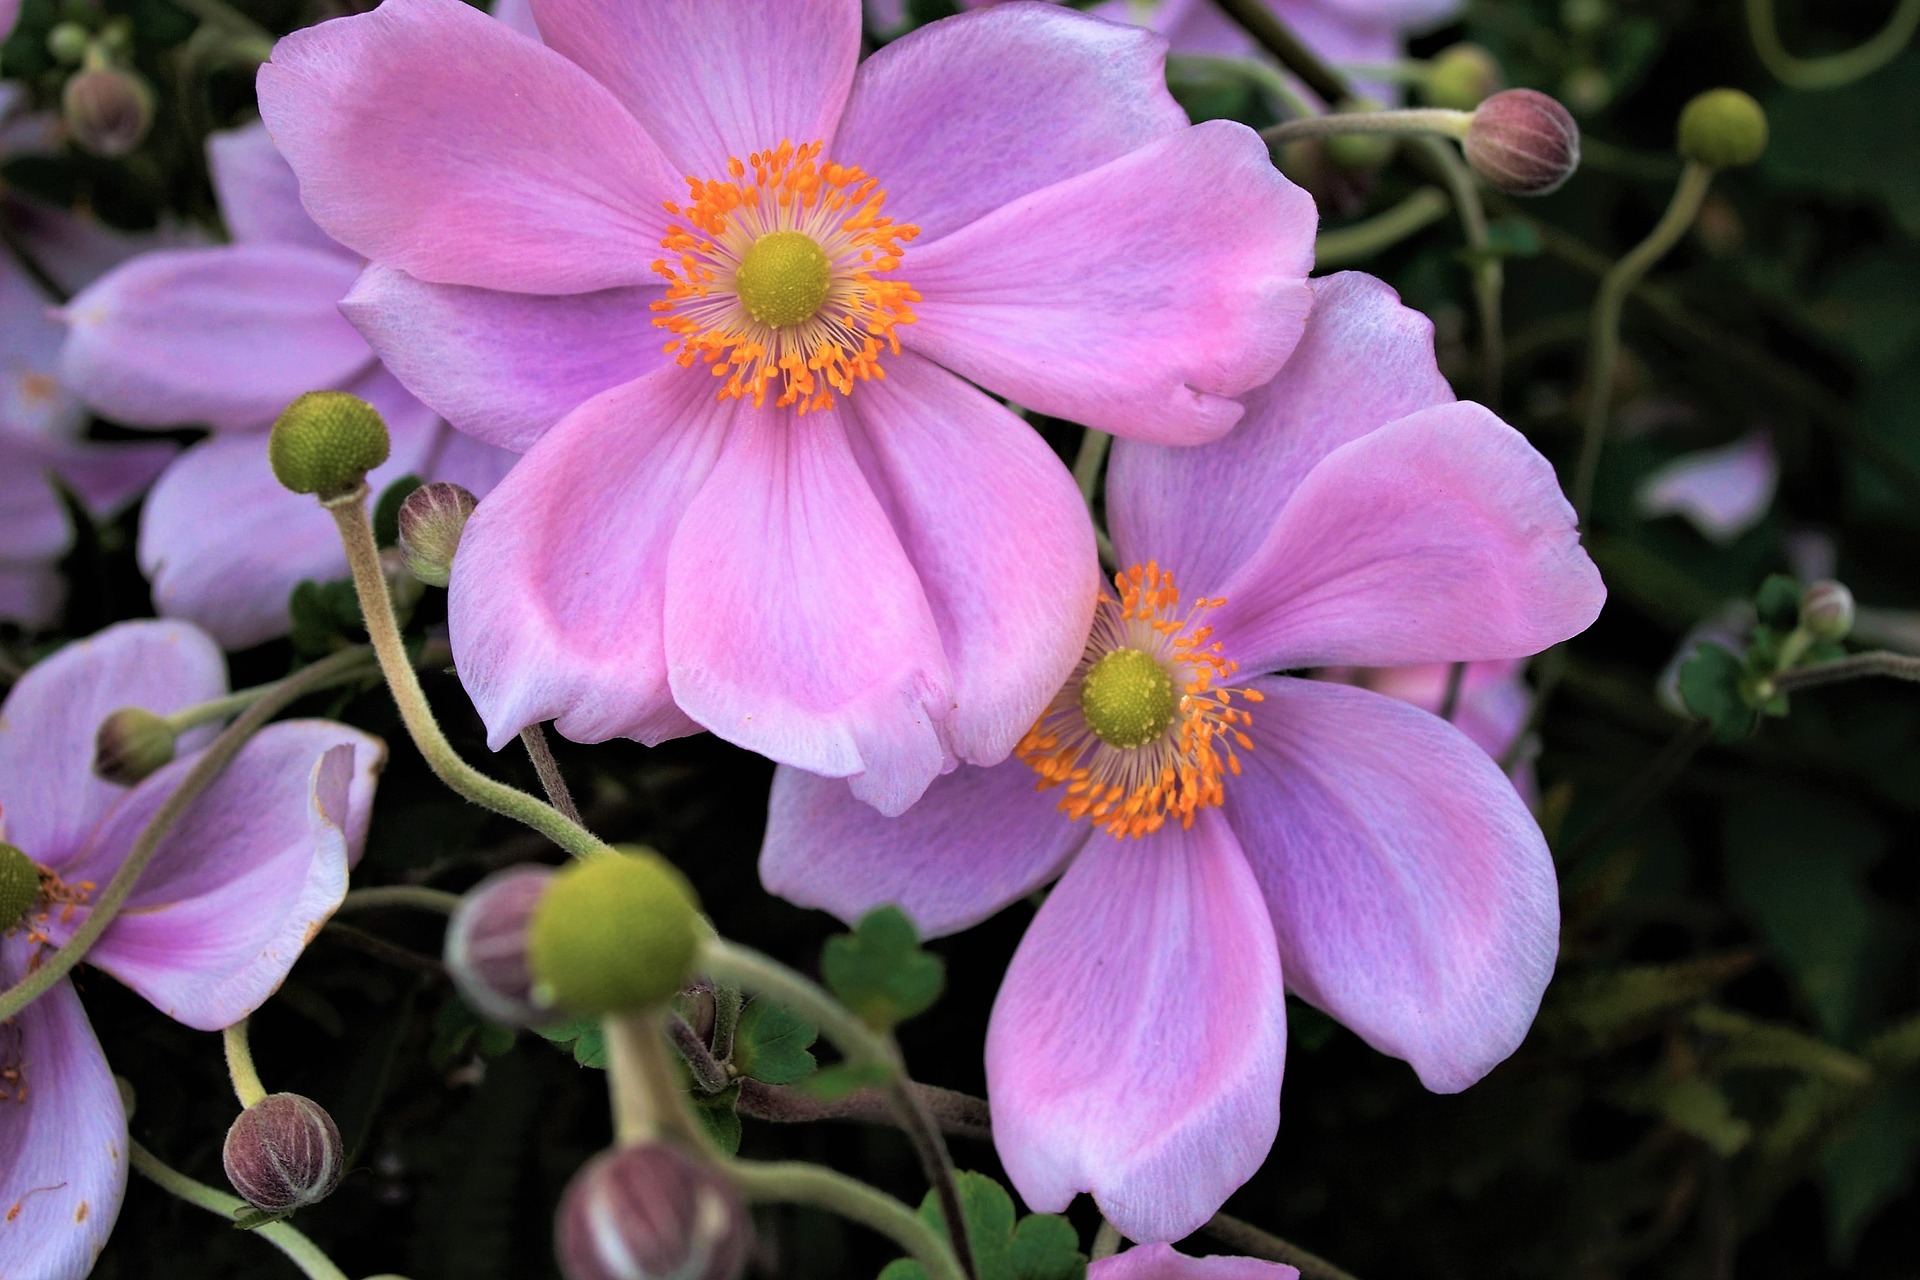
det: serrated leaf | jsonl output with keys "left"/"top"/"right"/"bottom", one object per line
{"left": 876, "top": 1171, "right": 1085, "bottom": 1280}
{"left": 733, "top": 999, "right": 818, "bottom": 1085}
{"left": 537, "top": 1016, "right": 608, "bottom": 1069}
{"left": 691, "top": 1083, "right": 742, "bottom": 1155}
{"left": 1009, "top": 1214, "right": 1086, "bottom": 1280}
{"left": 1646, "top": 1077, "right": 1751, "bottom": 1155}
{"left": 1691, "top": 1006, "right": 1872, "bottom": 1084}
{"left": 800, "top": 1060, "right": 892, "bottom": 1100}
{"left": 1678, "top": 643, "right": 1759, "bottom": 742}
{"left": 823, "top": 906, "right": 945, "bottom": 1031}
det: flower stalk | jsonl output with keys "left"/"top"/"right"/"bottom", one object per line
{"left": 725, "top": 1159, "right": 967, "bottom": 1280}
{"left": 130, "top": 1140, "right": 355, "bottom": 1280}
{"left": 224, "top": 1018, "right": 268, "bottom": 1109}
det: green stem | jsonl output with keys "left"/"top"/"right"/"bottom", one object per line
{"left": 1167, "top": 53, "right": 1317, "bottom": 120}
{"left": 1210, "top": 0, "right": 1352, "bottom": 104}
{"left": 1072, "top": 428, "right": 1111, "bottom": 508}
{"left": 1746, "top": 0, "right": 1920, "bottom": 90}
{"left": 1770, "top": 650, "right": 1920, "bottom": 694}
{"left": 518, "top": 723, "right": 582, "bottom": 823}
{"left": 337, "top": 885, "right": 462, "bottom": 915}
{"left": 603, "top": 1009, "right": 705, "bottom": 1147}
{"left": 727, "top": 1159, "right": 966, "bottom": 1280}
{"left": 166, "top": 654, "right": 380, "bottom": 736}
{"left": 129, "top": 1141, "right": 350, "bottom": 1280}
{"left": 0, "top": 646, "right": 372, "bottom": 1023}
{"left": 224, "top": 1019, "right": 267, "bottom": 1108}
{"left": 1418, "top": 135, "right": 1505, "bottom": 408}
{"left": 1261, "top": 107, "right": 1473, "bottom": 144}
{"left": 1092, "top": 1220, "right": 1123, "bottom": 1261}
{"left": 323, "top": 488, "right": 608, "bottom": 860}
{"left": 1315, "top": 186, "right": 1451, "bottom": 267}
{"left": 1201, "top": 1211, "right": 1363, "bottom": 1280}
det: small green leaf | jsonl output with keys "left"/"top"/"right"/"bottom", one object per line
{"left": 875, "top": 1171, "right": 1085, "bottom": 1280}
{"left": 823, "top": 906, "right": 945, "bottom": 1031}
{"left": 1678, "top": 643, "right": 1759, "bottom": 742}
{"left": 690, "top": 1083, "right": 742, "bottom": 1155}
{"left": 1009, "top": 1214, "right": 1086, "bottom": 1280}
{"left": 799, "top": 1060, "right": 893, "bottom": 1100}
{"left": 537, "top": 1016, "right": 608, "bottom": 1069}
{"left": 733, "top": 999, "right": 818, "bottom": 1085}
{"left": 231, "top": 1207, "right": 293, "bottom": 1232}
{"left": 288, "top": 578, "right": 363, "bottom": 660}
{"left": 1754, "top": 573, "right": 1803, "bottom": 631}
{"left": 430, "top": 997, "right": 516, "bottom": 1071}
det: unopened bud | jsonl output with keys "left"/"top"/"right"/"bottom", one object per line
{"left": 222, "top": 1093, "right": 344, "bottom": 1214}
{"left": 268, "top": 391, "right": 391, "bottom": 498}
{"left": 0, "top": 844, "right": 39, "bottom": 930}
{"left": 46, "top": 23, "right": 91, "bottom": 64}
{"left": 1464, "top": 88, "right": 1581, "bottom": 196}
{"left": 446, "top": 864, "right": 556, "bottom": 1026}
{"left": 397, "top": 482, "right": 477, "bottom": 588}
{"left": 1677, "top": 88, "right": 1767, "bottom": 169}
{"left": 1425, "top": 44, "right": 1502, "bottom": 110}
{"left": 1799, "top": 580, "right": 1854, "bottom": 643}
{"left": 527, "top": 847, "right": 701, "bottom": 1017}
{"left": 556, "top": 1143, "right": 750, "bottom": 1280}
{"left": 62, "top": 66, "right": 153, "bottom": 157}
{"left": 94, "top": 706, "right": 176, "bottom": 785}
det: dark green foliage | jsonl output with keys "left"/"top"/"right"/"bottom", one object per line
{"left": 823, "top": 907, "right": 946, "bottom": 1031}
{"left": 877, "top": 1172, "right": 1086, "bottom": 1280}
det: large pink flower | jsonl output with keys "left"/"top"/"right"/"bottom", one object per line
{"left": 0, "top": 620, "right": 384, "bottom": 1277}
{"left": 761, "top": 273, "right": 1605, "bottom": 1239}
{"left": 58, "top": 123, "right": 516, "bottom": 649}
{"left": 255, "top": 0, "right": 1318, "bottom": 813}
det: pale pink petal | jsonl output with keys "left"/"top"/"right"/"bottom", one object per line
{"left": 832, "top": 4, "right": 1187, "bottom": 241}
{"left": 988, "top": 810, "right": 1284, "bottom": 1243}
{"left": 206, "top": 121, "right": 340, "bottom": 255}
{"left": 340, "top": 265, "right": 668, "bottom": 452}
{"left": 1109, "top": 272, "right": 1453, "bottom": 595}
{"left": 491, "top": 0, "right": 540, "bottom": 38}
{"left": 843, "top": 352, "right": 1097, "bottom": 766}
{"left": 1635, "top": 432, "right": 1778, "bottom": 545}
{"left": 905, "top": 121, "right": 1315, "bottom": 445}
{"left": 0, "top": 436, "right": 79, "bottom": 561}
{"left": 664, "top": 398, "right": 950, "bottom": 815}
{"left": 0, "top": 937, "right": 127, "bottom": 1280}
{"left": 1092, "top": 1244, "right": 1298, "bottom": 1280}
{"left": 1210, "top": 404, "right": 1606, "bottom": 672}
{"left": 258, "top": 0, "right": 681, "bottom": 293}
{"left": 423, "top": 425, "right": 519, "bottom": 497}
{"left": 529, "top": 0, "right": 857, "bottom": 180}
{"left": 760, "top": 760, "right": 1089, "bottom": 937}
{"left": 2, "top": 246, "right": 84, "bottom": 442}
{"left": 59, "top": 244, "right": 370, "bottom": 431}
{"left": 1350, "top": 659, "right": 1531, "bottom": 772}
{"left": 1227, "top": 677, "right": 1557, "bottom": 1092}
{"left": 0, "top": 620, "right": 225, "bottom": 862}
{"left": 0, "top": 561, "right": 62, "bottom": 627}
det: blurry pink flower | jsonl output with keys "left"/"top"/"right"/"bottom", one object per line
{"left": 0, "top": 620, "right": 383, "bottom": 1277}
{"left": 1094, "top": 1244, "right": 1298, "bottom": 1280}
{"left": 58, "top": 122, "right": 516, "bottom": 649}
{"left": 762, "top": 273, "right": 1604, "bottom": 1239}
{"left": 255, "top": 0, "right": 1318, "bottom": 813}
{"left": 1322, "top": 659, "right": 1537, "bottom": 804}
{"left": 1635, "top": 431, "right": 1777, "bottom": 545}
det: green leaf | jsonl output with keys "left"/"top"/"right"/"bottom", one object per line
{"left": 1753, "top": 574, "right": 1803, "bottom": 632}
{"left": 798, "top": 1061, "right": 893, "bottom": 1100}
{"left": 288, "top": 578, "right": 363, "bottom": 660}
{"left": 1649, "top": 1077, "right": 1751, "bottom": 1156}
{"left": 1543, "top": 953, "right": 1754, "bottom": 1046}
{"left": 877, "top": 1171, "right": 1086, "bottom": 1280}
{"left": 537, "top": 1016, "right": 608, "bottom": 1069}
{"left": 1691, "top": 1006, "right": 1872, "bottom": 1084}
{"left": 1820, "top": 1080, "right": 1920, "bottom": 1258}
{"left": 690, "top": 1083, "right": 742, "bottom": 1156}
{"left": 372, "top": 473, "right": 423, "bottom": 548}
{"left": 733, "top": 999, "right": 818, "bottom": 1085}
{"left": 1009, "top": 1214, "right": 1086, "bottom": 1280}
{"left": 430, "top": 997, "right": 515, "bottom": 1070}
{"left": 822, "top": 906, "right": 945, "bottom": 1031}
{"left": 1678, "top": 643, "right": 1759, "bottom": 742}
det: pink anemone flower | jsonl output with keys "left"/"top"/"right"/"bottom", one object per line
{"left": 58, "top": 122, "right": 516, "bottom": 650}
{"left": 1321, "top": 658, "right": 1538, "bottom": 804}
{"left": 255, "top": 0, "right": 1318, "bottom": 813}
{"left": 761, "top": 273, "right": 1606, "bottom": 1240}
{"left": 1095, "top": 1244, "right": 1298, "bottom": 1280}
{"left": 0, "top": 620, "right": 383, "bottom": 1276}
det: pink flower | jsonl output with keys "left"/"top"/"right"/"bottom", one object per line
{"left": 761, "top": 273, "right": 1605, "bottom": 1239}
{"left": 58, "top": 122, "right": 516, "bottom": 649}
{"left": 1094, "top": 1244, "right": 1298, "bottom": 1280}
{"left": 1634, "top": 431, "right": 1778, "bottom": 545}
{"left": 0, "top": 620, "right": 384, "bottom": 1277}
{"left": 1321, "top": 659, "right": 1538, "bottom": 804}
{"left": 254, "top": 0, "right": 1318, "bottom": 813}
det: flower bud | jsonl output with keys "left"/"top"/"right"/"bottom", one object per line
{"left": 397, "top": 482, "right": 477, "bottom": 588}
{"left": 1425, "top": 44, "right": 1501, "bottom": 110}
{"left": 268, "top": 391, "right": 391, "bottom": 498}
{"left": 555, "top": 1143, "right": 750, "bottom": 1280}
{"left": 46, "top": 23, "right": 91, "bottom": 65}
{"left": 62, "top": 66, "right": 153, "bottom": 158}
{"left": 1464, "top": 88, "right": 1581, "bottom": 196}
{"left": 527, "top": 847, "right": 701, "bottom": 1017}
{"left": 1799, "top": 580, "right": 1855, "bottom": 643}
{"left": 445, "top": 864, "right": 557, "bottom": 1027}
{"left": 93, "top": 706, "right": 176, "bottom": 785}
{"left": 223, "top": 1093, "right": 345, "bottom": 1214}
{"left": 0, "top": 843, "right": 40, "bottom": 930}
{"left": 1677, "top": 88, "right": 1767, "bottom": 169}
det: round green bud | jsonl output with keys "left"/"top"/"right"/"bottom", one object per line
{"left": 0, "top": 844, "right": 40, "bottom": 930}
{"left": 1799, "top": 580, "right": 1855, "bottom": 643}
{"left": 527, "top": 847, "right": 702, "bottom": 1016}
{"left": 1677, "top": 88, "right": 1768, "bottom": 169}
{"left": 268, "top": 391, "right": 391, "bottom": 497}
{"left": 94, "top": 706, "right": 177, "bottom": 785}
{"left": 46, "top": 23, "right": 91, "bottom": 65}
{"left": 1424, "top": 44, "right": 1502, "bottom": 111}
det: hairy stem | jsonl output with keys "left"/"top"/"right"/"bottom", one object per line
{"left": 130, "top": 1141, "right": 351, "bottom": 1280}
{"left": 223, "top": 1019, "right": 268, "bottom": 1108}
{"left": 1202, "top": 1212, "right": 1364, "bottom": 1280}
{"left": 727, "top": 1159, "right": 966, "bottom": 1280}
{"left": 1211, "top": 0, "right": 1351, "bottom": 104}
{"left": 604, "top": 1009, "right": 705, "bottom": 1147}
{"left": 1261, "top": 108, "right": 1473, "bottom": 144}
{"left": 1771, "top": 650, "right": 1920, "bottom": 694}
{"left": 337, "top": 885, "right": 462, "bottom": 915}
{"left": 518, "top": 722, "right": 582, "bottom": 823}
{"left": 735, "top": 1078, "right": 994, "bottom": 1142}
{"left": 1418, "top": 136, "right": 1505, "bottom": 408}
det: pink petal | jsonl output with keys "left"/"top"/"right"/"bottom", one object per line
{"left": 490, "top": 0, "right": 541, "bottom": 38}
{"left": 1226, "top": 677, "right": 1557, "bottom": 1092}
{"left": 258, "top": 0, "right": 682, "bottom": 293}
{"left": 528, "top": 0, "right": 858, "bottom": 180}
{"left": 1109, "top": 271, "right": 1454, "bottom": 596}
{"left": 842, "top": 352, "right": 1097, "bottom": 767}
{"left": 340, "top": 265, "right": 668, "bottom": 452}
{"left": 423, "top": 425, "right": 519, "bottom": 497}
{"left": 0, "top": 937, "right": 127, "bottom": 1280}
{"left": 59, "top": 244, "right": 370, "bottom": 431}
{"left": 448, "top": 365, "right": 728, "bottom": 754}
{"left": 904, "top": 121, "right": 1315, "bottom": 445}
{"left": 1092, "top": 1244, "right": 1299, "bottom": 1280}
{"left": 832, "top": 3, "right": 1187, "bottom": 241}
{"left": 0, "top": 620, "right": 225, "bottom": 863}
{"left": 1634, "top": 432, "right": 1778, "bottom": 545}
{"left": 0, "top": 434, "right": 81, "bottom": 561}
{"left": 760, "top": 759, "right": 1089, "bottom": 938}
{"left": 1210, "top": 403, "right": 1606, "bottom": 672}
{"left": 206, "top": 121, "right": 339, "bottom": 255}
{"left": 987, "top": 810, "right": 1284, "bottom": 1243}
{"left": 1346, "top": 659, "right": 1532, "bottom": 778}
{"left": 2, "top": 245, "right": 84, "bottom": 442}
{"left": 664, "top": 397, "right": 950, "bottom": 815}
{"left": 0, "top": 562, "right": 62, "bottom": 628}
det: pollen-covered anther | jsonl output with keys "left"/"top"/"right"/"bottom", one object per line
{"left": 650, "top": 138, "right": 921, "bottom": 414}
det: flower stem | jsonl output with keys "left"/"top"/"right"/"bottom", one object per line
{"left": 129, "top": 1140, "right": 351, "bottom": 1280}
{"left": 1315, "top": 186, "right": 1451, "bottom": 266}
{"left": 1771, "top": 650, "right": 1920, "bottom": 694}
{"left": 1745, "top": 0, "right": 1920, "bottom": 90}
{"left": 734, "top": 1078, "right": 993, "bottom": 1141}
{"left": 518, "top": 723, "right": 582, "bottom": 823}
{"left": 1167, "top": 53, "right": 1317, "bottom": 119}
{"left": 1092, "top": 1220, "right": 1123, "bottom": 1260}
{"left": 603, "top": 1009, "right": 705, "bottom": 1147}
{"left": 164, "top": 649, "right": 390, "bottom": 736}
{"left": 1072, "top": 429, "right": 1111, "bottom": 508}
{"left": 1417, "top": 135, "right": 1505, "bottom": 408}
{"left": 726, "top": 1159, "right": 966, "bottom": 1280}
{"left": 1201, "top": 1211, "right": 1364, "bottom": 1280}
{"left": 1261, "top": 108, "right": 1473, "bottom": 144}
{"left": 1211, "top": 0, "right": 1351, "bottom": 104}
{"left": 224, "top": 1018, "right": 268, "bottom": 1108}
{"left": 337, "top": 885, "right": 463, "bottom": 915}
{"left": 323, "top": 487, "right": 608, "bottom": 860}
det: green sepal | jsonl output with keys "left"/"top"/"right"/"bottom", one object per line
{"left": 690, "top": 1081, "right": 743, "bottom": 1155}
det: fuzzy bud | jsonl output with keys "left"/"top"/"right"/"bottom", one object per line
{"left": 269, "top": 391, "right": 391, "bottom": 498}
{"left": 555, "top": 1144, "right": 750, "bottom": 1280}
{"left": 93, "top": 706, "right": 177, "bottom": 785}
{"left": 0, "top": 844, "right": 39, "bottom": 930}
{"left": 446, "top": 864, "right": 557, "bottom": 1026}
{"left": 397, "top": 482, "right": 478, "bottom": 588}
{"left": 62, "top": 66, "right": 153, "bottom": 157}
{"left": 527, "top": 847, "right": 702, "bottom": 1017}
{"left": 222, "top": 1093, "right": 345, "bottom": 1214}
{"left": 1677, "top": 88, "right": 1767, "bottom": 169}
{"left": 1425, "top": 44, "right": 1502, "bottom": 110}
{"left": 1464, "top": 88, "right": 1581, "bottom": 196}
{"left": 1799, "top": 580, "right": 1855, "bottom": 643}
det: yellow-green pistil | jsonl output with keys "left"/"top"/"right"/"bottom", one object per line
{"left": 1079, "top": 648, "right": 1177, "bottom": 750}
{"left": 0, "top": 843, "right": 39, "bottom": 930}
{"left": 734, "top": 230, "right": 833, "bottom": 328}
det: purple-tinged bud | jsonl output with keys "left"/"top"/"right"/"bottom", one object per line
{"left": 1464, "top": 88, "right": 1581, "bottom": 196}
{"left": 398, "top": 482, "right": 478, "bottom": 588}
{"left": 1800, "top": 580, "right": 1855, "bottom": 643}
{"left": 223, "top": 1093, "right": 345, "bottom": 1214}
{"left": 1, "top": 843, "right": 39, "bottom": 930}
{"left": 94, "top": 706, "right": 176, "bottom": 785}
{"left": 556, "top": 1144, "right": 750, "bottom": 1280}
{"left": 1425, "top": 44, "right": 1502, "bottom": 110}
{"left": 445, "top": 864, "right": 557, "bottom": 1027}
{"left": 62, "top": 67, "right": 153, "bottom": 157}
{"left": 1677, "top": 88, "right": 1767, "bottom": 169}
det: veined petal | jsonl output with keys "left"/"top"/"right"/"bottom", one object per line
{"left": 206, "top": 121, "right": 340, "bottom": 255}
{"left": 1092, "top": 1244, "right": 1299, "bottom": 1280}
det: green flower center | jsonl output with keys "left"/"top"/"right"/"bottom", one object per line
{"left": 0, "top": 843, "right": 39, "bottom": 931}
{"left": 1079, "top": 648, "right": 1177, "bottom": 750}
{"left": 734, "top": 230, "right": 833, "bottom": 328}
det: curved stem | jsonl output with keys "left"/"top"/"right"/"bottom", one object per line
{"left": 130, "top": 1141, "right": 350, "bottom": 1280}
{"left": 1418, "top": 136, "right": 1505, "bottom": 408}
{"left": 1211, "top": 0, "right": 1351, "bottom": 104}
{"left": 1072, "top": 429, "right": 1111, "bottom": 508}
{"left": 727, "top": 1159, "right": 966, "bottom": 1280}
{"left": 1746, "top": 0, "right": 1920, "bottom": 90}
{"left": 1315, "top": 186, "right": 1451, "bottom": 266}
{"left": 735, "top": 1077, "right": 994, "bottom": 1142}
{"left": 518, "top": 723, "right": 581, "bottom": 823}
{"left": 1167, "top": 53, "right": 1317, "bottom": 119}
{"left": 604, "top": 1009, "right": 705, "bottom": 1147}
{"left": 338, "top": 885, "right": 462, "bottom": 915}
{"left": 1771, "top": 650, "right": 1920, "bottom": 694}
{"left": 224, "top": 1019, "right": 268, "bottom": 1108}
{"left": 1201, "top": 1211, "right": 1363, "bottom": 1280}
{"left": 1261, "top": 108, "right": 1473, "bottom": 145}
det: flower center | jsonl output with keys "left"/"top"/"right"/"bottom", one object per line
{"left": 651, "top": 139, "right": 920, "bottom": 414}
{"left": 1017, "top": 562, "right": 1262, "bottom": 839}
